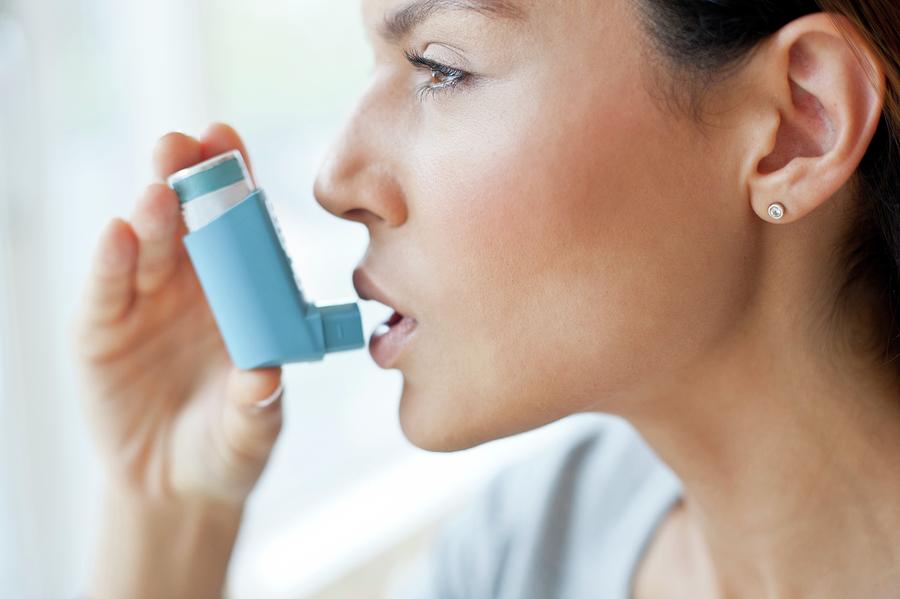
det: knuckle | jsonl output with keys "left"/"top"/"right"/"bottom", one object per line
{"left": 133, "top": 186, "right": 179, "bottom": 240}
{"left": 145, "top": 181, "right": 172, "bottom": 199}
{"left": 136, "top": 265, "right": 175, "bottom": 295}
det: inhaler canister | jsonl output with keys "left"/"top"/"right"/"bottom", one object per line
{"left": 167, "top": 150, "right": 365, "bottom": 369}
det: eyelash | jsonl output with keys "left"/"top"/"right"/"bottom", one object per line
{"left": 404, "top": 49, "right": 472, "bottom": 102}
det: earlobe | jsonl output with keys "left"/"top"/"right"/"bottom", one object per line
{"left": 744, "top": 13, "right": 885, "bottom": 224}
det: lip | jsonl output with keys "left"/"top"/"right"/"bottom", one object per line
{"left": 352, "top": 267, "right": 414, "bottom": 319}
{"left": 352, "top": 267, "right": 419, "bottom": 368}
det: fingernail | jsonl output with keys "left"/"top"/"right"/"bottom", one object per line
{"left": 252, "top": 382, "right": 284, "bottom": 411}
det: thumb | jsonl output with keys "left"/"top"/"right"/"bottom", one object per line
{"left": 221, "top": 366, "right": 284, "bottom": 463}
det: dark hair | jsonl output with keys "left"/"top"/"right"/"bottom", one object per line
{"left": 636, "top": 0, "right": 900, "bottom": 367}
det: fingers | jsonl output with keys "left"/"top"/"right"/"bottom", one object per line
{"left": 155, "top": 124, "right": 254, "bottom": 182}
{"left": 131, "top": 124, "right": 253, "bottom": 296}
{"left": 228, "top": 366, "right": 283, "bottom": 411}
{"left": 80, "top": 218, "right": 139, "bottom": 327}
{"left": 133, "top": 131, "right": 204, "bottom": 295}
{"left": 78, "top": 124, "right": 252, "bottom": 328}
{"left": 153, "top": 131, "right": 203, "bottom": 182}
{"left": 130, "top": 183, "right": 186, "bottom": 294}
{"left": 222, "top": 367, "right": 284, "bottom": 462}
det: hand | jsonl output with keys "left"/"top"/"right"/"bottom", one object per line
{"left": 72, "top": 123, "right": 284, "bottom": 505}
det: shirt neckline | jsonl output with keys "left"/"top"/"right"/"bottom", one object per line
{"left": 623, "top": 464, "right": 684, "bottom": 599}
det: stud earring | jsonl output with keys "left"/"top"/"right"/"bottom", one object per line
{"left": 767, "top": 202, "right": 785, "bottom": 220}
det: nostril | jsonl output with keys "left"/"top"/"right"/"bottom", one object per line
{"left": 312, "top": 159, "right": 408, "bottom": 227}
{"left": 343, "top": 208, "right": 377, "bottom": 224}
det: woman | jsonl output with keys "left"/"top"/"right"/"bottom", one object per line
{"left": 72, "top": 0, "right": 900, "bottom": 597}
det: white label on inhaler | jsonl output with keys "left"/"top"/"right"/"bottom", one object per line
{"left": 182, "top": 179, "right": 254, "bottom": 231}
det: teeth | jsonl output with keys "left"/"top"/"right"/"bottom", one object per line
{"left": 373, "top": 323, "right": 391, "bottom": 337}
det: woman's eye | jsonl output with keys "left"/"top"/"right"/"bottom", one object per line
{"left": 404, "top": 49, "right": 472, "bottom": 102}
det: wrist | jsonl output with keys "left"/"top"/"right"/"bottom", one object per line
{"left": 106, "top": 480, "right": 246, "bottom": 522}
{"left": 91, "top": 483, "right": 245, "bottom": 599}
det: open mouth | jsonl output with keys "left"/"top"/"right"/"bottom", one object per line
{"left": 370, "top": 310, "right": 418, "bottom": 368}
{"left": 352, "top": 267, "right": 419, "bottom": 368}
{"left": 384, "top": 310, "right": 405, "bottom": 328}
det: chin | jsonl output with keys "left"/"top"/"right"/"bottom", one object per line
{"left": 396, "top": 377, "right": 558, "bottom": 453}
{"left": 396, "top": 379, "right": 497, "bottom": 453}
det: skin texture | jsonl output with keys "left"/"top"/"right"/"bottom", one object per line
{"left": 73, "top": 0, "right": 900, "bottom": 597}
{"left": 316, "top": 0, "right": 755, "bottom": 451}
{"left": 313, "top": 1, "right": 900, "bottom": 597}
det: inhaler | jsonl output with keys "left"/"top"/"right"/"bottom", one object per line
{"left": 167, "top": 150, "right": 364, "bottom": 370}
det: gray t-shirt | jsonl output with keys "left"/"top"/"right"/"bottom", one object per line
{"left": 386, "top": 415, "right": 684, "bottom": 599}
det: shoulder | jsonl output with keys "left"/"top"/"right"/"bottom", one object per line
{"left": 386, "top": 415, "right": 681, "bottom": 599}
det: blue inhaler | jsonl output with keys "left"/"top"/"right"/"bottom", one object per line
{"left": 168, "top": 150, "right": 364, "bottom": 369}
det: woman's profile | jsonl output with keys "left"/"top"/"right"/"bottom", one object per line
{"left": 71, "top": 0, "right": 900, "bottom": 597}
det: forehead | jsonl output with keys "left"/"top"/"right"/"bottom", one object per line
{"left": 357, "top": 0, "right": 633, "bottom": 69}
{"left": 359, "top": 0, "right": 620, "bottom": 44}
{"left": 361, "top": 0, "right": 532, "bottom": 35}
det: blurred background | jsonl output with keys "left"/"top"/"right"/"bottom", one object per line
{"left": 0, "top": 0, "right": 588, "bottom": 597}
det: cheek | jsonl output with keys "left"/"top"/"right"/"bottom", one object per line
{"left": 406, "top": 56, "right": 755, "bottom": 424}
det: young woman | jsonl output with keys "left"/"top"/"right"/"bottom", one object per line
{"left": 72, "top": 0, "right": 900, "bottom": 597}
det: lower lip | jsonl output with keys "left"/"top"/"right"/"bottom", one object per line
{"left": 369, "top": 310, "right": 419, "bottom": 368}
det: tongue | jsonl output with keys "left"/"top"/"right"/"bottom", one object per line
{"left": 387, "top": 311, "right": 404, "bottom": 326}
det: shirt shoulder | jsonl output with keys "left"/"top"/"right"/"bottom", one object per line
{"left": 385, "top": 414, "right": 682, "bottom": 599}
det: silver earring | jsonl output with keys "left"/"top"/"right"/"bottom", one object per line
{"left": 767, "top": 202, "right": 785, "bottom": 220}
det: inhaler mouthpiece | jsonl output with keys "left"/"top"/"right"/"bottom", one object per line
{"left": 167, "top": 150, "right": 364, "bottom": 369}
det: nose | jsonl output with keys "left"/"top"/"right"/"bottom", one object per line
{"left": 313, "top": 89, "right": 408, "bottom": 228}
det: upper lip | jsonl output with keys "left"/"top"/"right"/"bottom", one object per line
{"left": 352, "top": 267, "right": 413, "bottom": 318}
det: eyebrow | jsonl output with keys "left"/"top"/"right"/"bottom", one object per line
{"left": 378, "top": 0, "right": 525, "bottom": 42}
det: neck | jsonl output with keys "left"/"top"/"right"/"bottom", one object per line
{"left": 621, "top": 296, "right": 900, "bottom": 598}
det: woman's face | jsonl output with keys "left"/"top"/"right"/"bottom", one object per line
{"left": 314, "top": 0, "right": 758, "bottom": 451}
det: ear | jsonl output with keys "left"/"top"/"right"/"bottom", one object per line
{"left": 742, "top": 12, "right": 885, "bottom": 224}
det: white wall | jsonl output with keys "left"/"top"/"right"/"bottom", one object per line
{"left": 0, "top": 12, "right": 27, "bottom": 597}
